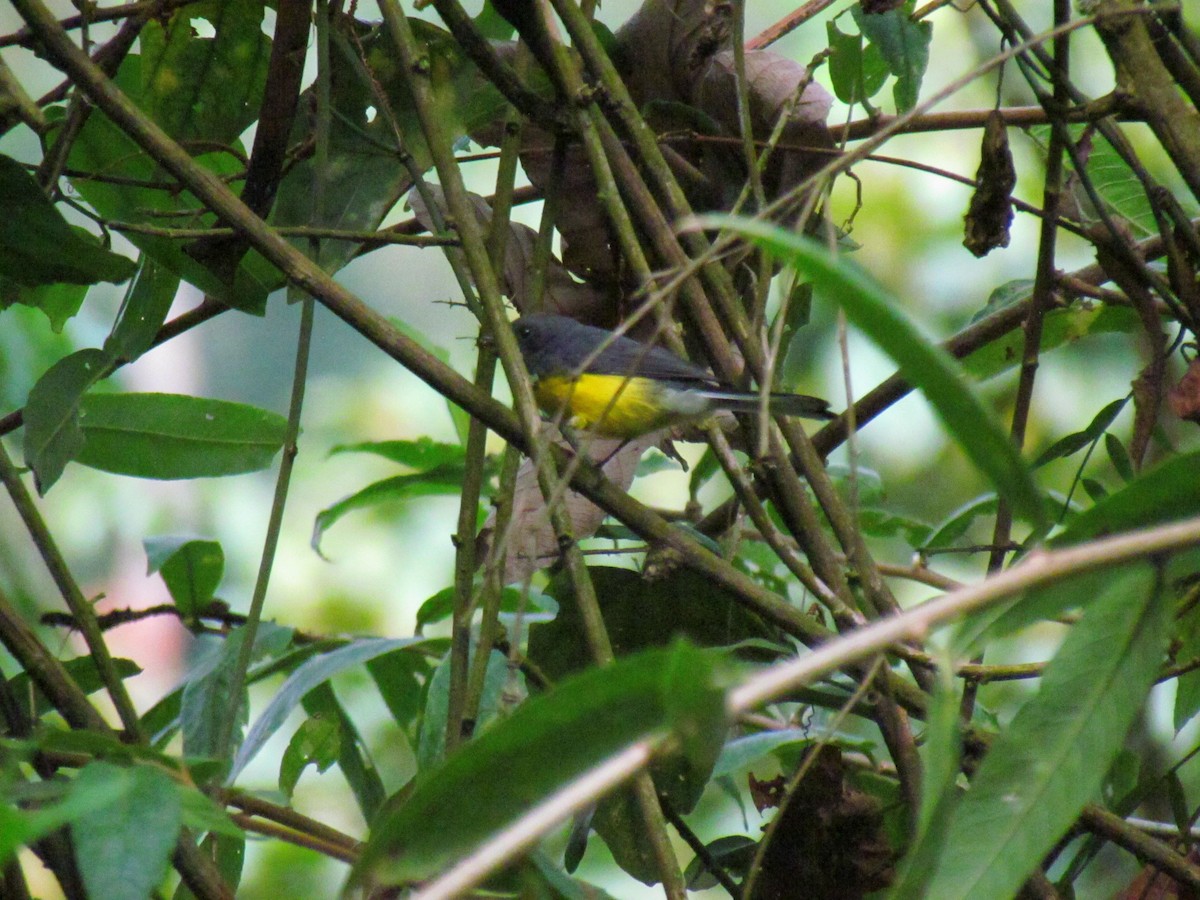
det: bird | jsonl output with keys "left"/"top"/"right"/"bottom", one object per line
{"left": 511, "top": 313, "right": 832, "bottom": 438}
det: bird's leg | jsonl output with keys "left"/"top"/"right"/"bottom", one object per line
{"left": 593, "top": 437, "right": 630, "bottom": 470}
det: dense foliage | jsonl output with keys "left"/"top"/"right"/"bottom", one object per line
{"left": 2, "top": 0, "right": 1200, "bottom": 898}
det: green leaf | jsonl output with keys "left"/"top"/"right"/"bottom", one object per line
{"left": 705, "top": 215, "right": 1048, "bottom": 535}
{"left": 530, "top": 567, "right": 778, "bottom": 685}
{"left": 925, "top": 566, "right": 1169, "bottom": 898}
{"left": 8, "top": 656, "right": 141, "bottom": 721}
{"left": 355, "top": 642, "right": 729, "bottom": 888}
{"left": 416, "top": 649, "right": 509, "bottom": 771}
{"left": 272, "top": 20, "right": 507, "bottom": 276}
{"left": 825, "top": 19, "right": 887, "bottom": 105}
{"left": 0, "top": 280, "right": 89, "bottom": 332}
{"left": 312, "top": 470, "right": 467, "bottom": 554}
{"left": 474, "top": 1, "right": 517, "bottom": 40}
{"left": 104, "top": 257, "right": 180, "bottom": 362}
{"left": 22, "top": 348, "right": 112, "bottom": 493}
{"left": 684, "top": 835, "right": 756, "bottom": 890}
{"left": 1032, "top": 430, "right": 1095, "bottom": 469}
{"left": 75, "top": 392, "right": 287, "bottom": 480}
{"left": 66, "top": 74, "right": 274, "bottom": 312}
{"left": 827, "top": 20, "right": 864, "bottom": 105}
{"left": 1105, "top": 432, "right": 1134, "bottom": 483}
{"left": 1075, "top": 128, "right": 1157, "bottom": 237}
{"left": 687, "top": 448, "right": 722, "bottom": 502}
{"left": 963, "top": 305, "right": 1139, "bottom": 381}
{"left": 72, "top": 762, "right": 183, "bottom": 900}
{"left": 144, "top": 536, "right": 225, "bottom": 618}
{"left": 775, "top": 280, "right": 820, "bottom": 393}
{"left": 852, "top": 0, "right": 931, "bottom": 113}
{"left": 712, "top": 729, "right": 811, "bottom": 778}
{"left": 140, "top": 0, "right": 270, "bottom": 144}
{"left": 518, "top": 851, "right": 619, "bottom": 899}
{"left": 0, "top": 154, "right": 136, "bottom": 287}
{"left": 329, "top": 437, "right": 467, "bottom": 470}
{"left": 0, "top": 772, "right": 129, "bottom": 862}
{"left": 888, "top": 670, "right": 964, "bottom": 899}
{"left": 181, "top": 630, "right": 251, "bottom": 762}
{"left": 592, "top": 790, "right": 660, "bottom": 884}
{"left": 922, "top": 494, "right": 998, "bottom": 550}
{"left": 414, "top": 585, "right": 555, "bottom": 632}
{"left": 301, "top": 683, "right": 386, "bottom": 818}
{"left": 1032, "top": 397, "right": 1127, "bottom": 468}
{"left": 1174, "top": 602, "right": 1200, "bottom": 731}
{"left": 1081, "top": 477, "right": 1108, "bottom": 502}
{"left": 177, "top": 785, "right": 243, "bottom": 838}
{"left": 181, "top": 623, "right": 294, "bottom": 762}
{"left": 857, "top": 507, "right": 931, "bottom": 545}
{"left": 368, "top": 645, "right": 436, "bottom": 734}
{"left": 146, "top": 625, "right": 309, "bottom": 747}
{"left": 1051, "top": 448, "right": 1200, "bottom": 546}
{"left": 970, "top": 278, "right": 1034, "bottom": 324}
{"left": 635, "top": 449, "right": 682, "bottom": 476}
{"left": 231, "top": 637, "right": 428, "bottom": 780}
{"left": 280, "top": 714, "right": 342, "bottom": 798}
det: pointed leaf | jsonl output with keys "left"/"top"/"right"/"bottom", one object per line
{"left": 925, "top": 566, "right": 1169, "bottom": 898}
{"left": 144, "top": 536, "right": 225, "bottom": 618}
{"left": 704, "top": 215, "right": 1047, "bottom": 534}
{"left": 0, "top": 154, "right": 135, "bottom": 287}
{"left": 852, "top": 1, "right": 931, "bottom": 113}
{"left": 1052, "top": 448, "right": 1200, "bottom": 545}
{"left": 22, "top": 348, "right": 112, "bottom": 493}
{"left": 75, "top": 392, "right": 287, "bottom": 479}
{"left": 356, "top": 643, "right": 728, "bottom": 887}
{"left": 302, "top": 683, "right": 386, "bottom": 818}
{"left": 104, "top": 257, "right": 180, "bottom": 362}
{"left": 231, "top": 637, "right": 428, "bottom": 780}
{"left": 311, "top": 470, "right": 466, "bottom": 553}
{"left": 72, "top": 762, "right": 182, "bottom": 900}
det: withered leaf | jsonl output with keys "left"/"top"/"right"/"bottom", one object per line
{"left": 407, "top": 185, "right": 609, "bottom": 320}
{"left": 747, "top": 747, "right": 895, "bottom": 900}
{"left": 964, "top": 110, "right": 1017, "bottom": 258}
{"left": 475, "top": 429, "right": 660, "bottom": 584}
{"left": 1168, "top": 356, "right": 1200, "bottom": 425}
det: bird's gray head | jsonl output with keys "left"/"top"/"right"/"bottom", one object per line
{"left": 511, "top": 314, "right": 599, "bottom": 378}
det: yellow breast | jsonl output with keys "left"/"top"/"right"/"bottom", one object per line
{"left": 532, "top": 374, "right": 676, "bottom": 437}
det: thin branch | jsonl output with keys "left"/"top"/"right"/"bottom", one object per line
{"left": 0, "top": 443, "right": 143, "bottom": 738}
{"left": 0, "top": 0, "right": 200, "bottom": 48}
{"left": 229, "top": 812, "right": 357, "bottom": 864}
{"left": 748, "top": 0, "right": 839, "bottom": 50}
{"left": 108, "top": 221, "right": 458, "bottom": 245}
{"left": 226, "top": 793, "right": 359, "bottom": 856}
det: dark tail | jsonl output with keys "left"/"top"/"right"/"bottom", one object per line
{"left": 700, "top": 390, "right": 835, "bottom": 420}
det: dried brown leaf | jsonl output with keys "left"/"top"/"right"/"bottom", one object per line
{"left": 476, "top": 429, "right": 660, "bottom": 584}
{"left": 693, "top": 50, "right": 835, "bottom": 199}
{"left": 963, "top": 110, "right": 1017, "bottom": 258}
{"left": 406, "top": 185, "right": 608, "bottom": 319}
{"left": 504, "top": 127, "right": 624, "bottom": 285}
{"left": 747, "top": 747, "right": 895, "bottom": 899}
{"left": 1169, "top": 356, "right": 1200, "bottom": 425}
{"left": 1114, "top": 845, "right": 1200, "bottom": 899}
{"left": 614, "top": 0, "right": 733, "bottom": 105}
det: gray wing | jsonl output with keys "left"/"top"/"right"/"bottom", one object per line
{"left": 592, "top": 335, "right": 718, "bottom": 385}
